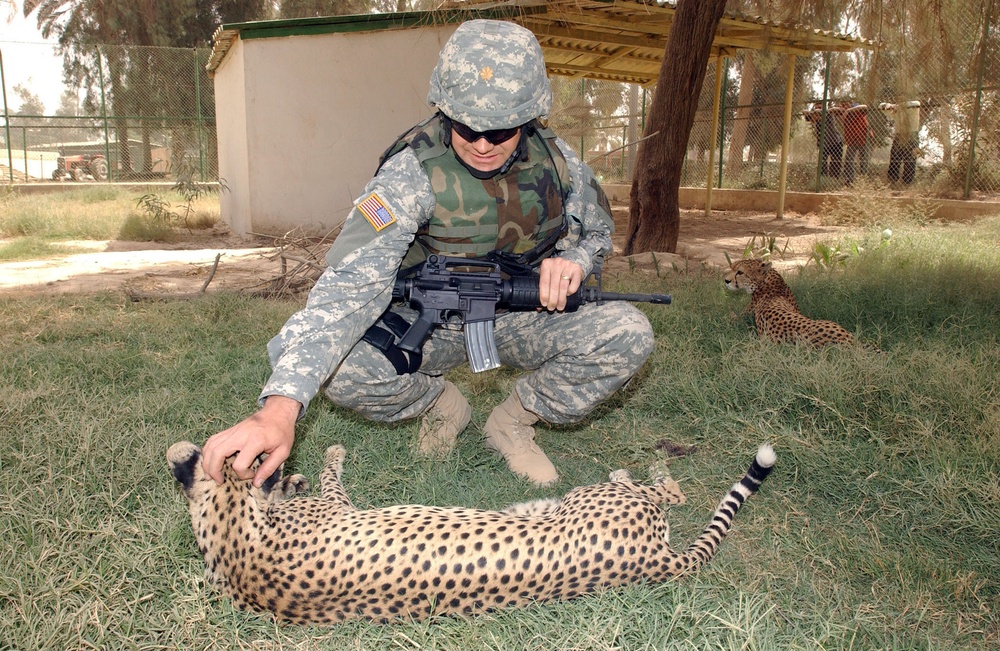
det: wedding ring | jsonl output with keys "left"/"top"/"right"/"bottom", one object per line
{"left": 560, "top": 274, "right": 571, "bottom": 280}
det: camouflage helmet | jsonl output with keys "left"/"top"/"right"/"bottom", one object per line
{"left": 428, "top": 19, "right": 552, "bottom": 132}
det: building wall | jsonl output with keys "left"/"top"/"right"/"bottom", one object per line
{"left": 214, "top": 24, "right": 456, "bottom": 236}
{"left": 214, "top": 38, "right": 251, "bottom": 235}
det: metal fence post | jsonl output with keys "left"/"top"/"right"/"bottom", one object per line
{"left": 815, "top": 53, "right": 832, "bottom": 192}
{"left": 194, "top": 47, "right": 206, "bottom": 181}
{"left": 1, "top": 48, "right": 13, "bottom": 184}
{"left": 96, "top": 47, "right": 112, "bottom": 181}
{"left": 965, "top": 0, "right": 994, "bottom": 198}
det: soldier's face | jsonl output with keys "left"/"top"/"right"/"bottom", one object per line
{"left": 451, "top": 126, "right": 521, "bottom": 173}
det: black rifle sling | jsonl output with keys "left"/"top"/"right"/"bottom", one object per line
{"left": 485, "top": 217, "right": 568, "bottom": 277}
{"left": 361, "top": 310, "right": 422, "bottom": 375}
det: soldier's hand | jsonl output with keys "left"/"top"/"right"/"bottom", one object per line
{"left": 202, "top": 395, "right": 300, "bottom": 486}
{"left": 538, "top": 258, "right": 583, "bottom": 312}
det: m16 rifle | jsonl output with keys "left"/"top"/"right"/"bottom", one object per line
{"left": 391, "top": 254, "right": 671, "bottom": 373}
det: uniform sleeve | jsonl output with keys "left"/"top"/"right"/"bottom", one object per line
{"left": 551, "top": 137, "right": 614, "bottom": 277}
{"left": 259, "top": 148, "right": 434, "bottom": 415}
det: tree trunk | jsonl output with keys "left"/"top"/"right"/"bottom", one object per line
{"left": 726, "top": 53, "right": 757, "bottom": 177}
{"left": 624, "top": 0, "right": 728, "bottom": 255}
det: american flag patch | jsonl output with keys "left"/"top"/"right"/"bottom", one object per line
{"left": 357, "top": 193, "right": 396, "bottom": 232}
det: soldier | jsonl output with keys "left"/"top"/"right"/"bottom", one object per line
{"left": 202, "top": 20, "right": 655, "bottom": 487}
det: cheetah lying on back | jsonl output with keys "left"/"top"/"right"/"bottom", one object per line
{"left": 167, "top": 441, "right": 776, "bottom": 625}
{"left": 724, "top": 258, "right": 855, "bottom": 346}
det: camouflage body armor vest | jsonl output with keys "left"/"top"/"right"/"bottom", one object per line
{"left": 381, "top": 114, "right": 571, "bottom": 269}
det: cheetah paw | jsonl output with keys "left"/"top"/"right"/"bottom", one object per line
{"left": 609, "top": 469, "right": 632, "bottom": 482}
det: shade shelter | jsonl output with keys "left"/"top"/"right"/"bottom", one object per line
{"left": 208, "top": 1, "right": 871, "bottom": 234}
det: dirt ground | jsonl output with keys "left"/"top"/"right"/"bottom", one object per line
{"left": 0, "top": 208, "right": 849, "bottom": 296}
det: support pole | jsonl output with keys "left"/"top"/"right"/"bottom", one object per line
{"left": 705, "top": 54, "right": 724, "bottom": 216}
{"left": 777, "top": 54, "right": 797, "bottom": 220}
{"left": 96, "top": 48, "right": 112, "bottom": 181}
{"left": 816, "top": 53, "right": 831, "bottom": 191}
{"left": 965, "top": 0, "right": 994, "bottom": 199}
{"left": 1, "top": 49, "right": 14, "bottom": 184}
{"left": 194, "top": 47, "right": 206, "bottom": 181}
{"left": 718, "top": 57, "right": 728, "bottom": 188}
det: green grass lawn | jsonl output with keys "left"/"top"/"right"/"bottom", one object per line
{"left": 1, "top": 217, "right": 998, "bottom": 650}
{"left": 0, "top": 186, "right": 219, "bottom": 259}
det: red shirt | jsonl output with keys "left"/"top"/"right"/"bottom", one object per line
{"left": 842, "top": 106, "right": 869, "bottom": 147}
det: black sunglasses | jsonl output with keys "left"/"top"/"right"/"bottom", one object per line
{"left": 450, "top": 120, "right": 521, "bottom": 146}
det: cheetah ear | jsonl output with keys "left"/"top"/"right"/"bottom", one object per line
{"left": 761, "top": 260, "right": 773, "bottom": 270}
{"left": 168, "top": 443, "right": 201, "bottom": 492}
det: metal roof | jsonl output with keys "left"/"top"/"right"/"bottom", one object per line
{"left": 502, "top": 0, "right": 873, "bottom": 85}
{"left": 207, "top": 0, "right": 873, "bottom": 83}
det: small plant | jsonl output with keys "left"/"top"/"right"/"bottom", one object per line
{"left": 171, "top": 156, "right": 227, "bottom": 229}
{"left": 742, "top": 232, "right": 789, "bottom": 261}
{"left": 807, "top": 239, "right": 868, "bottom": 270}
{"left": 136, "top": 192, "right": 177, "bottom": 225}
{"left": 134, "top": 155, "right": 225, "bottom": 234}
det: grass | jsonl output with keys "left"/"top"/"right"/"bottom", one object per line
{"left": 1, "top": 217, "right": 999, "bottom": 650}
{"left": 0, "top": 187, "right": 220, "bottom": 259}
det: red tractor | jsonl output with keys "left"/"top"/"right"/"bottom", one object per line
{"left": 51, "top": 153, "right": 109, "bottom": 181}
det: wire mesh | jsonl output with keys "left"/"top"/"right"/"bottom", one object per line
{"left": 1, "top": 41, "right": 215, "bottom": 183}
{"left": 3, "top": 1, "right": 999, "bottom": 200}
{"left": 547, "top": 0, "right": 1000, "bottom": 200}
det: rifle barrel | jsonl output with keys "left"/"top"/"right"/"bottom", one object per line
{"left": 583, "top": 289, "right": 672, "bottom": 304}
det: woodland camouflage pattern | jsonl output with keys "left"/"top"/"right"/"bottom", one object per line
{"left": 427, "top": 20, "right": 553, "bottom": 131}
{"left": 260, "top": 133, "right": 645, "bottom": 425}
{"left": 383, "top": 114, "right": 574, "bottom": 265}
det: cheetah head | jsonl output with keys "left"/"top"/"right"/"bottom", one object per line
{"left": 166, "top": 441, "right": 292, "bottom": 502}
{"left": 166, "top": 441, "right": 309, "bottom": 587}
{"left": 724, "top": 258, "right": 771, "bottom": 294}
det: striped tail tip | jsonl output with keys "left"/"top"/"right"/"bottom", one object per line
{"left": 743, "top": 444, "right": 776, "bottom": 492}
{"left": 756, "top": 443, "right": 777, "bottom": 469}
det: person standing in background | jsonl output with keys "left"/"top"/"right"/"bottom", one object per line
{"left": 840, "top": 102, "right": 872, "bottom": 185}
{"left": 881, "top": 100, "right": 921, "bottom": 185}
{"left": 804, "top": 102, "right": 843, "bottom": 180}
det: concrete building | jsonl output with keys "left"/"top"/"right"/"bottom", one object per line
{"left": 208, "top": 14, "right": 459, "bottom": 236}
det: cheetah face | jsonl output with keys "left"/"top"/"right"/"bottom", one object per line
{"left": 724, "top": 258, "right": 771, "bottom": 294}
{"left": 166, "top": 441, "right": 291, "bottom": 503}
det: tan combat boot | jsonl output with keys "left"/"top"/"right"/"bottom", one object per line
{"left": 417, "top": 381, "right": 472, "bottom": 457}
{"left": 483, "top": 392, "right": 558, "bottom": 486}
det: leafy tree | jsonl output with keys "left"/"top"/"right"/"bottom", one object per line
{"left": 22, "top": 0, "right": 273, "bottom": 176}
{"left": 12, "top": 83, "right": 44, "bottom": 115}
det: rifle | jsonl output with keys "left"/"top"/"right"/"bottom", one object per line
{"left": 392, "top": 254, "right": 671, "bottom": 373}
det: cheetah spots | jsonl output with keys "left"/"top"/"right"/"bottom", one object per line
{"left": 726, "top": 258, "right": 857, "bottom": 347}
{"left": 169, "top": 441, "right": 774, "bottom": 625}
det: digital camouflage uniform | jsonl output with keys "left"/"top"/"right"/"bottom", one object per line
{"left": 259, "top": 20, "right": 654, "bottom": 434}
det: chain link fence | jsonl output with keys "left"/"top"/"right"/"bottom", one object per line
{"left": 4, "top": 2, "right": 999, "bottom": 203}
{"left": 1, "top": 41, "right": 215, "bottom": 184}
{"left": 549, "top": 1, "right": 1000, "bottom": 202}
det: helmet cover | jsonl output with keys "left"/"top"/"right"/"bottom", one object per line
{"left": 428, "top": 19, "right": 552, "bottom": 131}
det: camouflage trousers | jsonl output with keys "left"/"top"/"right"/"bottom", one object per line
{"left": 320, "top": 302, "right": 655, "bottom": 425}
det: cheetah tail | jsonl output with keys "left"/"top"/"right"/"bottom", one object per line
{"left": 680, "top": 444, "right": 776, "bottom": 570}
